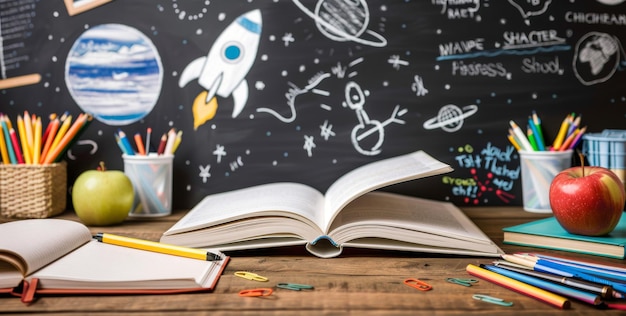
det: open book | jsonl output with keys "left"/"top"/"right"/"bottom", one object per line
{"left": 0, "top": 219, "right": 228, "bottom": 302}
{"left": 161, "top": 151, "right": 503, "bottom": 258}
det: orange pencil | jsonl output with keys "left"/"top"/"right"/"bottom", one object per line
{"left": 46, "top": 114, "right": 72, "bottom": 161}
{"left": 134, "top": 132, "right": 146, "bottom": 155}
{"left": 39, "top": 117, "right": 60, "bottom": 164}
{"left": 43, "top": 113, "right": 86, "bottom": 164}
{"left": 559, "top": 128, "right": 579, "bottom": 151}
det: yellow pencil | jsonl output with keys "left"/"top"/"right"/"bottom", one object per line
{"left": 17, "top": 115, "right": 32, "bottom": 164}
{"left": 507, "top": 132, "right": 521, "bottom": 151}
{"left": 33, "top": 117, "right": 42, "bottom": 165}
{"left": 552, "top": 115, "right": 570, "bottom": 150}
{"left": 171, "top": 130, "right": 183, "bottom": 154}
{"left": 23, "top": 111, "right": 34, "bottom": 161}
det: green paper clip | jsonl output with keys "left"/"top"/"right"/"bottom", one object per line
{"left": 472, "top": 294, "right": 514, "bottom": 307}
{"left": 446, "top": 278, "right": 478, "bottom": 287}
{"left": 276, "top": 283, "right": 314, "bottom": 291}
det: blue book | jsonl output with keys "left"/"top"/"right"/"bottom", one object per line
{"left": 503, "top": 215, "right": 626, "bottom": 259}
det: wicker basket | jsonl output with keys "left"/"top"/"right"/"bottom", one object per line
{"left": 0, "top": 161, "right": 67, "bottom": 218}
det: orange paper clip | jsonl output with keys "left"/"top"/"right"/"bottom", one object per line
{"left": 404, "top": 278, "right": 432, "bottom": 291}
{"left": 238, "top": 288, "right": 273, "bottom": 297}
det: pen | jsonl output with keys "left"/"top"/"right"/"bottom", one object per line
{"left": 493, "top": 262, "right": 618, "bottom": 299}
{"left": 93, "top": 233, "right": 222, "bottom": 261}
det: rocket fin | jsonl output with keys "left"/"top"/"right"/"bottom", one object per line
{"left": 179, "top": 57, "right": 207, "bottom": 88}
{"left": 231, "top": 80, "right": 249, "bottom": 118}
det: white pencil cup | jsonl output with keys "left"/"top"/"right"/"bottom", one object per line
{"left": 123, "top": 154, "right": 173, "bottom": 217}
{"left": 519, "top": 150, "right": 573, "bottom": 213}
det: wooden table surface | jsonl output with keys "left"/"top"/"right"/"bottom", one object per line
{"left": 2, "top": 207, "right": 625, "bottom": 315}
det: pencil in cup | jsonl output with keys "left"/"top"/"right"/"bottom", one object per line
{"left": 122, "top": 154, "right": 174, "bottom": 217}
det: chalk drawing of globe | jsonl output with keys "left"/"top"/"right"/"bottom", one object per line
{"left": 65, "top": 24, "right": 163, "bottom": 126}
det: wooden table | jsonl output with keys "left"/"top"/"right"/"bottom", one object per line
{"left": 1, "top": 207, "right": 624, "bottom": 315}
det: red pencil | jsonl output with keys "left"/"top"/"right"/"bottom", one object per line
{"left": 9, "top": 128, "right": 24, "bottom": 164}
{"left": 156, "top": 133, "right": 167, "bottom": 155}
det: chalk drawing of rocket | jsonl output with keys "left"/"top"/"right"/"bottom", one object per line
{"left": 179, "top": 10, "right": 262, "bottom": 129}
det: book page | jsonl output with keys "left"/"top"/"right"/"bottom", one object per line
{"left": 322, "top": 151, "right": 453, "bottom": 232}
{"left": 163, "top": 182, "right": 326, "bottom": 236}
{"left": 0, "top": 219, "right": 92, "bottom": 275}
{"left": 327, "top": 192, "right": 501, "bottom": 254}
{"left": 0, "top": 261, "right": 23, "bottom": 288}
{"left": 30, "top": 240, "right": 226, "bottom": 289}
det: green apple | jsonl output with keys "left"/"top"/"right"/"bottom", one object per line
{"left": 72, "top": 162, "right": 134, "bottom": 226}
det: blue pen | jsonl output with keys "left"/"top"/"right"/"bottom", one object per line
{"left": 482, "top": 265, "right": 602, "bottom": 305}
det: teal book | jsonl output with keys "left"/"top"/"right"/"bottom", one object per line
{"left": 503, "top": 215, "right": 626, "bottom": 259}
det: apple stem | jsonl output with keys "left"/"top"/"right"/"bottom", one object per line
{"left": 577, "top": 150, "right": 585, "bottom": 177}
{"left": 99, "top": 161, "right": 106, "bottom": 172}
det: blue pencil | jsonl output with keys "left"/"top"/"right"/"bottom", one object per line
{"left": 117, "top": 130, "right": 135, "bottom": 156}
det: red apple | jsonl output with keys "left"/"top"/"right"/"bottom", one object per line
{"left": 549, "top": 164, "right": 625, "bottom": 236}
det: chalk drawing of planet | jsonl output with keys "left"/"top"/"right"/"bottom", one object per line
{"left": 423, "top": 104, "right": 478, "bottom": 133}
{"left": 292, "top": 0, "right": 387, "bottom": 47}
{"left": 65, "top": 24, "right": 163, "bottom": 126}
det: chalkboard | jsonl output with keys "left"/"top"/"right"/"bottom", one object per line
{"left": 2, "top": 0, "right": 626, "bottom": 210}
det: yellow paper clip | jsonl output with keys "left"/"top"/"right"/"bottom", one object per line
{"left": 446, "top": 278, "right": 478, "bottom": 287}
{"left": 234, "top": 271, "right": 269, "bottom": 282}
{"left": 472, "top": 294, "right": 513, "bottom": 306}
{"left": 238, "top": 288, "right": 273, "bottom": 297}
{"left": 403, "top": 278, "right": 432, "bottom": 291}
{"left": 276, "top": 283, "right": 314, "bottom": 291}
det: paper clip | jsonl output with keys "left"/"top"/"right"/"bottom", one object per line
{"left": 472, "top": 294, "right": 513, "bottom": 307}
{"left": 446, "top": 278, "right": 478, "bottom": 287}
{"left": 238, "top": 288, "right": 273, "bottom": 297}
{"left": 403, "top": 278, "right": 432, "bottom": 291}
{"left": 234, "top": 271, "right": 269, "bottom": 282}
{"left": 276, "top": 283, "right": 314, "bottom": 291}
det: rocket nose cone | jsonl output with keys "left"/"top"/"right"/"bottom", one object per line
{"left": 243, "top": 9, "right": 262, "bottom": 24}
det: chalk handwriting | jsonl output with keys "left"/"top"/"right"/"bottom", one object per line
{"left": 448, "top": 143, "right": 519, "bottom": 205}
{"left": 432, "top": 0, "right": 480, "bottom": 20}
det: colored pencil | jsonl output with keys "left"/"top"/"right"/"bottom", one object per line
{"left": 483, "top": 264, "right": 601, "bottom": 305}
{"left": 33, "top": 117, "right": 42, "bottom": 164}
{"left": 552, "top": 114, "right": 571, "bottom": 150}
{"left": 16, "top": 115, "right": 32, "bottom": 164}
{"left": 9, "top": 128, "right": 24, "bottom": 164}
{"left": 134, "top": 132, "right": 146, "bottom": 155}
{"left": 466, "top": 264, "right": 570, "bottom": 309}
